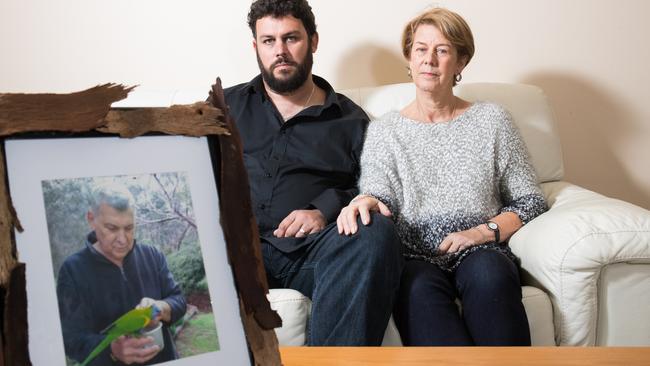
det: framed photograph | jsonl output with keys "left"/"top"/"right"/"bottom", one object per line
{"left": 5, "top": 135, "right": 251, "bottom": 365}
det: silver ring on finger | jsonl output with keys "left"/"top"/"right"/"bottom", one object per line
{"left": 299, "top": 228, "right": 306, "bottom": 234}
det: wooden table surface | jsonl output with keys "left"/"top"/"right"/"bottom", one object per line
{"left": 279, "top": 346, "right": 650, "bottom": 365}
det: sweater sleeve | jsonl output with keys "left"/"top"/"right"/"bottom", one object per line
{"left": 358, "top": 115, "right": 402, "bottom": 214}
{"left": 494, "top": 109, "right": 548, "bottom": 224}
{"left": 157, "top": 252, "right": 187, "bottom": 324}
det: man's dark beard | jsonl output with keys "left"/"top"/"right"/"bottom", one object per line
{"left": 257, "top": 47, "right": 313, "bottom": 94}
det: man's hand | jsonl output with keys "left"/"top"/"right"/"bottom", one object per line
{"left": 137, "top": 297, "right": 171, "bottom": 324}
{"left": 337, "top": 196, "right": 392, "bottom": 236}
{"left": 273, "top": 209, "right": 326, "bottom": 238}
{"left": 110, "top": 335, "right": 160, "bottom": 365}
{"left": 437, "top": 227, "right": 487, "bottom": 254}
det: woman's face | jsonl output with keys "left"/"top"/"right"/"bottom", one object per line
{"left": 408, "top": 24, "right": 465, "bottom": 93}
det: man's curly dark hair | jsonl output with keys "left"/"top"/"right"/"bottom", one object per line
{"left": 248, "top": 0, "right": 317, "bottom": 38}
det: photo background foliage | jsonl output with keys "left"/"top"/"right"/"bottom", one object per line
{"left": 42, "top": 171, "right": 219, "bottom": 358}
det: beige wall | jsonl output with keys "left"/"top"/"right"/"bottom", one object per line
{"left": 1, "top": 0, "right": 649, "bottom": 208}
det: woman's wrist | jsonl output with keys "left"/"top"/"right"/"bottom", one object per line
{"left": 472, "top": 225, "right": 491, "bottom": 243}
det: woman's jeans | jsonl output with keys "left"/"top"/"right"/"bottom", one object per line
{"left": 394, "top": 249, "right": 531, "bottom": 346}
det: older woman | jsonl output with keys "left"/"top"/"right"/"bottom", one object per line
{"left": 336, "top": 8, "right": 547, "bottom": 346}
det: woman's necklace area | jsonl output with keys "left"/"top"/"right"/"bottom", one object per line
{"left": 417, "top": 98, "right": 457, "bottom": 123}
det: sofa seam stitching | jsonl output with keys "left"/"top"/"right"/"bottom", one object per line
{"left": 559, "top": 230, "right": 650, "bottom": 345}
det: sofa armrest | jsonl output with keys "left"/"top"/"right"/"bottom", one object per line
{"left": 509, "top": 181, "right": 650, "bottom": 345}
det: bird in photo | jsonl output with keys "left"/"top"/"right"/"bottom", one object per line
{"left": 80, "top": 304, "right": 161, "bottom": 366}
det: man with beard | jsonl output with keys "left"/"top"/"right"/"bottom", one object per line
{"left": 223, "top": 0, "right": 402, "bottom": 346}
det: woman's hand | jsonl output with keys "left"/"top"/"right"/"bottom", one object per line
{"left": 438, "top": 212, "right": 524, "bottom": 254}
{"left": 337, "top": 195, "right": 392, "bottom": 235}
{"left": 437, "top": 227, "right": 488, "bottom": 254}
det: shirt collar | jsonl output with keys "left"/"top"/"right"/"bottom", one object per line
{"left": 242, "top": 74, "right": 343, "bottom": 115}
{"left": 85, "top": 231, "right": 135, "bottom": 266}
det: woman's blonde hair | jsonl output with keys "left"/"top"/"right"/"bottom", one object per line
{"left": 402, "top": 8, "right": 475, "bottom": 67}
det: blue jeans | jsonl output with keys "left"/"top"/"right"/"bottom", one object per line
{"left": 394, "top": 249, "right": 530, "bottom": 346}
{"left": 262, "top": 213, "right": 403, "bottom": 345}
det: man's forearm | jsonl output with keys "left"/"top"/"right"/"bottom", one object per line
{"left": 161, "top": 293, "right": 187, "bottom": 324}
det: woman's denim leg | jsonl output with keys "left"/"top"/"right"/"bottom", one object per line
{"left": 455, "top": 249, "right": 531, "bottom": 346}
{"left": 394, "top": 260, "right": 473, "bottom": 345}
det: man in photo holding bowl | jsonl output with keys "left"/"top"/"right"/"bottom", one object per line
{"left": 57, "top": 183, "right": 186, "bottom": 365}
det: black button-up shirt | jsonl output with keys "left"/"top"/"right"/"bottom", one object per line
{"left": 224, "top": 75, "right": 368, "bottom": 252}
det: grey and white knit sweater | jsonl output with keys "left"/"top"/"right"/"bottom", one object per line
{"left": 359, "top": 102, "right": 547, "bottom": 271}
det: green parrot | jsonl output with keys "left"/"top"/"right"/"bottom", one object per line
{"left": 80, "top": 304, "right": 161, "bottom": 366}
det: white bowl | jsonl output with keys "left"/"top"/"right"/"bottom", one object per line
{"left": 139, "top": 322, "right": 165, "bottom": 351}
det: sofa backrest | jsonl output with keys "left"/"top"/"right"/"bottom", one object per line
{"left": 113, "top": 82, "right": 564, "bottom": 183}
{"left": 340, "top": 82, "right": 564, "bottom": 183}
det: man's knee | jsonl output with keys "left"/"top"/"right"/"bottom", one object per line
{"left": 355, "top": 212, "right": 398, "bottom": 242}
{"left": 349, "top": 213, "right": 402, "bottom": 275}
{"left": 354, "top": 212, "right": 401, "bottom": 253}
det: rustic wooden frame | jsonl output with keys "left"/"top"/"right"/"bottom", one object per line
{"left": 0, "top": 79, "right": 281, "bottom": 366}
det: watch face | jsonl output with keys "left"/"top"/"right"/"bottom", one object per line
{"left": 487, "top": 222, "right": 498, "bottom": 230}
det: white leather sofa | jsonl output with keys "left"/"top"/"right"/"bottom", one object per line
{"left": 267, "top": 82, "right": 650, "bottom": 347}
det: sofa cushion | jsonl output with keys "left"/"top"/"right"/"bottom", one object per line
{"left": 522, "top": 286, "right": 556, "bottom": 346}
{"left": 268, "top": 285, "right": 555, "bottom": 346}
{"left": 267, "top": 288, "right": 312, "bottom": 346}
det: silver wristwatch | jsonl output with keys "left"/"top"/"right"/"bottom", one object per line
{"left": 486, "top": 221, "right": 500, "bottom": 243}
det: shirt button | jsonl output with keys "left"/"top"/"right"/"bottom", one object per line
{"left": 265, "top": 173, "right": 272, "bottom": 178}
{"left": 258, "top": 204, "right": 266, "bottom": 209}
